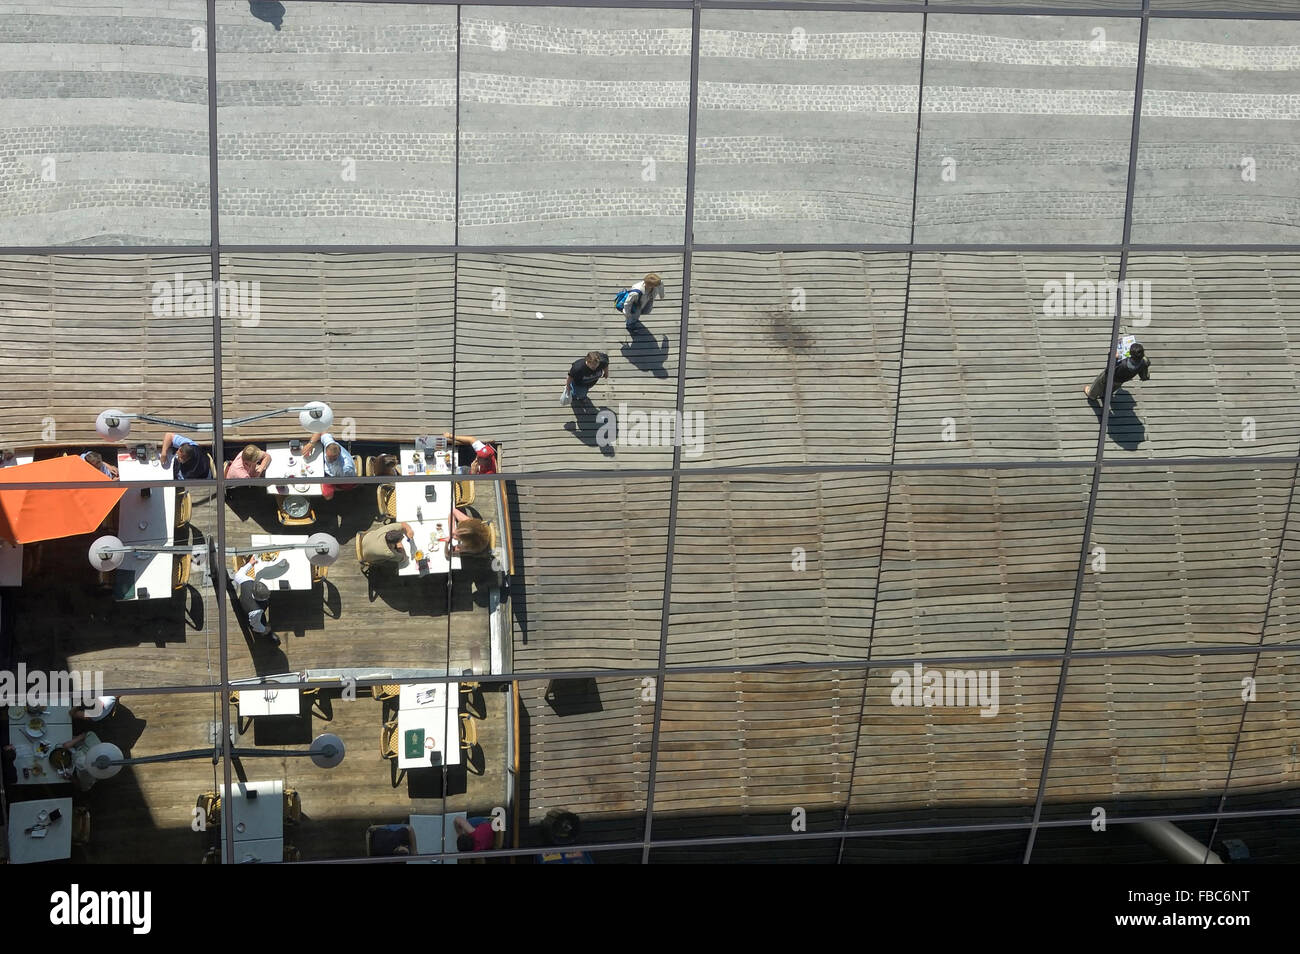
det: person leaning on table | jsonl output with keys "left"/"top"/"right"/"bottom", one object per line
{"left": 159, "top": 432, "right": 212, "bottom": 480}
{"left": 360, "top": 522, "right": 415, "bottom": 568}
{"left": 302, "top": 431, "right": 357, "bottom": 500}
{"left": 224, "top": 444, "right": 271, "bottom": 479}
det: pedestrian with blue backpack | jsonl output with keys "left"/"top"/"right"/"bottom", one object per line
{"left": 616, "top": 273, "right": 664, "bottom": 332}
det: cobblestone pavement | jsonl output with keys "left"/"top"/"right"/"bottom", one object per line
{"left": 0, "top": 3, "right": 1297, "bottom": 245}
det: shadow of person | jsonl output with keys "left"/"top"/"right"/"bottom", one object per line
{"left": 249, "top": 0, "right": 285, "bottom": 30}
{"left": 563, "top": 400, "right": 616, "bottom": 457}
{"left": 1088, "top": 388, "right": 1146, "bottom": 450}
{"left": 620, "top": 324, "right": 670, "bottom": 379}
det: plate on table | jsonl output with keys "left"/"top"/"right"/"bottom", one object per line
{"left": 26, "top": 719, "right": 45, "bottom": 738}
{"left": 293, "top": 483, "right": 312, "bottom": 494}
{"left": 8, "top": 706, "right": 25, "bottom": 720}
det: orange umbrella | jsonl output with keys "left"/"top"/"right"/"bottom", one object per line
{"left": 0, "top": 456, "right": 127, "bottom": 545}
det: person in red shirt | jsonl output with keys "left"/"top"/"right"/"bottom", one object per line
{"left": 454, "top": 815, "right": 496, "bottom": 852}
{"left": 443, "top": 432, "right": 498, "bottom": 474}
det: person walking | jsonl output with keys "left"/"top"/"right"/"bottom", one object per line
{"left": 617, "top": 273, "right": 664, "bottom": 333}
{"left": 563, "top": 350, "right": 609, "bottom": 405}
{"left": 1085, "top": 337, "right": 1150, "bottom": 402}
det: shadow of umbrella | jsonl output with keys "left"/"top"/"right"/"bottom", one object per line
{"left": 249, "top": 0, "right": 285, "bottom": 30}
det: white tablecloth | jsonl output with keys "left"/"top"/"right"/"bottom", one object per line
{"left": 396, "top": 520, "right": 456, "bottom": 577}
{"left": 116, "top": 451, "right": 167, "bottom": 481}
{"left": 264, "top": 444, "right": 325, "bottom": 496}
{"left": 7, "top": 709, "right": 73, "bottom": 785}
{"left": 116, "top": 484, "right": 177, "bottom": 601}
{"left": 397, "top": 683, "right": 461, "bottom": 769}
{"left": 231, "top": 780, "right": 283, "bottom": 858}
{"left": 236, "top": 686, "right": 301, "bottom": 717}
{"left": 248, "top": 534, "right": 313, "bottom": 591}
{"left": 408, "top": 812, "right": 467, "bottom": 864}
{"left": 7, "top": 798, "right": 73, "bottom": 864}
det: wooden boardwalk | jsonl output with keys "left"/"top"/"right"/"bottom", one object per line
{"left": 3, "top": 250, "right": 1298, "bottom": 851}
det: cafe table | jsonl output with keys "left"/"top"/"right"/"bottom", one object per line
{"left": 236, "top": 685, "right": 301, "bottom": 717}
{"left": 248, "top": 534, "right": 314, "bottom": 591}
{"left": 396, "top": 683, "right": 461, "bottom": 770}
{"left": 264, "top": 443, "right": 325, "bottom": 496}
{"left": 408, "top": 811, "right": 468, "bottom": 864}
{"left": 7, "top": 797, "right": 73, "bottom": 864}
{"left": 113, "top": 466, "right": 177, "bottom": 601}
{"left": 230, "top": 780, "right": 283, "bottom": 861}
{"left": 396, "top": 520, "right": 458, "bottom": 578}
{"left": 7, "top": 705, "right": 74, "bottom": 785}
{"left": 116, "top": 449, "right": 168, "bottom": 482}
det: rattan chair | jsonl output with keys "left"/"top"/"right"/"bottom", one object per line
{"left": 377, "top": 484, "right": 396, "bottom": 522}
{"left": 172, "top": 552, "right": 191, "bottom": 590}
{"left": 380, "top": 720, "right": 399, "bottom": 759}
{"left": 453, "top": 480, "right": 475, "bottom": 508}
{"left": 371, "top": 684, "right": 399, "bottom": 702}
{"left": 277, "top": 500, "right": 316, "bottom": 527}
{"left": 284, "top": 788, "right": 302, "bottom": 825}
{"left": 196, "top": 792, "right": 221, "bottom": 830}
{"left": 175, "top": 489, "right": 192, "bottom": 527}
{"left": 459, "top": 682, "right": 486, "bottom": 720}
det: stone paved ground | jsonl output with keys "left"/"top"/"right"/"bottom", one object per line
{"left": 3, "top": 4, "right": 1297, "bottom": 245}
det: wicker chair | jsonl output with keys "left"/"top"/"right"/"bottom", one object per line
{"left": 175, "top": 489, "right": 192, "bottom": 527}
{"left": 380, "top": 720, "right": 399, "bottom": 760}
{"left": 71, "top": 807, "right": 91, "bottom": 846}
{"left": 172, "top": 552, "right": 191, "bottom": 590}
{"left": 377, "top": 484, "right": 396, "bottom": 523}
{"left": 371, "top": 684, "right": 400, "bottom": 702}
{"left": 459, "top": 682, "right": 486, "bottom": 720}
{"left": 284, "top": 788, "right": 302, "bottom": 825}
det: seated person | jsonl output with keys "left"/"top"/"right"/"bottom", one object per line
{"left": 454, "top": 815, "right": 496, "bottom": 853}
{"left": 372, "top": 453, "right": 401, "bottom": 477}
{"left": 224, "top": 444, "right": 271, "bottom": 479}
{"left": 442, "top": 432, "right": 498, "bottom": 474}
{"left": 358, "top": 523, "right": 414, "bottom": 568}
{"left": 160, "top": 432, "right": 212, "bottom": 480}
{"left": 448, "top": 507, "right": 490, "bottom": 557}
{"left": 302, "top": 431, "right": 356, "bottom": 499}
{"left": 80, "top": 450, "right": 119, "bottom": 479}
{"left": 233, "top": 555, "right": 279, "bottom": 646}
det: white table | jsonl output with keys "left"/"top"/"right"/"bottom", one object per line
{"left": 7, "top": 798, "right": 73, "bottom": 864}
{"left": 115, "top": 482, "right": 177, "bottom": 601}
{"left": 397, "top": 683, "right": 460, "bottom": 770}
{"left": 235, "top": 686, "right": 301, "bottom": 717}
{"left": 230, "top": 780, "right": 283, "bottom": 861}
{"left": 396, "top": 443, "right": 453, "bottom": 522}
{"left": 248, "top": 534, "right": 313, "bottom": 591}
{"left": 116, "top": 450, "right": 167, "bottom": 481}
{"left": 397, "top": 520, "right": 456, "bottom": 577}
{"left": 234, "top": 837, "right": 283, "bottom": 864}
{"left": 0, "top": 537, "right": 22, "bottom": 587}
{"left": 409, "top": 811, "right": 467, "bottom": 864}
{"left": 265, "top": 443, "right": 325, "bottom": 496}
{"left": 8, "top": 706, "right": 73, "bottom": 785}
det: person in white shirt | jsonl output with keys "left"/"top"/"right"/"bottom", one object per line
{"left": 623, "top": 273, "right": 664, "bottom": 332}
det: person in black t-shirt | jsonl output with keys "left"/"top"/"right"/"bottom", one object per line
{"left": 565, "top": 351, "right": 609, "bottom": 403}
{"left": 1085, "top": 342, "right": 1151, "bottom": 402}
